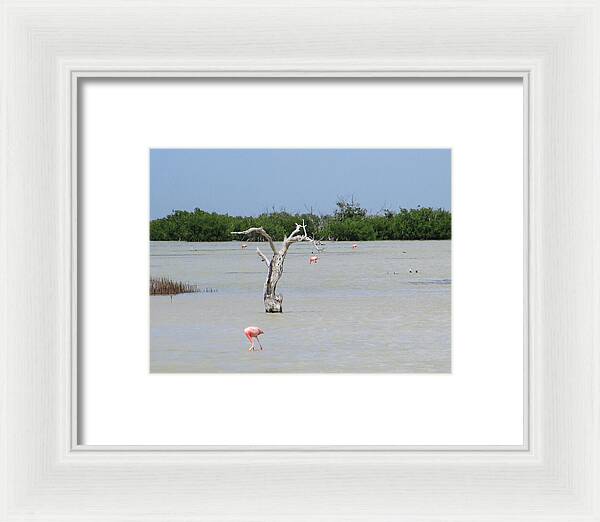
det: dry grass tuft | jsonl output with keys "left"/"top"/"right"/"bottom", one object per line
{"left": 150, "top": 277, "right": 199, "bottom": 296}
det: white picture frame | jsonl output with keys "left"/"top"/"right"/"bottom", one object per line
{"left": 1, "top": 1, "right": 599, "bottom": 520}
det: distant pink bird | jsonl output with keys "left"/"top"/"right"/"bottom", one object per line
{"left": 352, "top": 243, "right": 358, "bottom": 249}
{"left": 244, "top": 326, "right": 264, "bottom": 351}
{"left": 309, "top": 255, "right": 319, "bottom": 264}
{"left": 241, "top": 243, "right": 247, "bottom": 249}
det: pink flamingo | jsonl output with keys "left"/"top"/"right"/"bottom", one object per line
{"left": 241, "top": 243, "right": 247, "bottom": 249}
{"left": 309, "top": 255, "right": 319, "bottom": 264}
{"left": 352, "top": 243, "right": 358, "bottom": 250}
{"left": 244, "top": 326, "right": 264, "bottom": 351}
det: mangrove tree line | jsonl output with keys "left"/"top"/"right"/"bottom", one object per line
{"left": 150, "top": 199, "right": 451, "bottom": 242}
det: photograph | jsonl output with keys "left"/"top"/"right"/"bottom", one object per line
{"left": 150, "top": 148, "right": 451, "bottom": 372}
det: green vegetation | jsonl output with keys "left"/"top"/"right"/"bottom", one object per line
{"left": 150, "top": 199, "right": 451, "bottom": 242}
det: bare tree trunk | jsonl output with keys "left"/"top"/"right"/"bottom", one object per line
{"left": 232, "top": 222, "right": 322, "bottom": 313}
{"left": 264, "top": 253, "right": 285, "bottom": 313}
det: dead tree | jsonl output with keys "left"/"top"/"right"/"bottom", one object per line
{"left": 232, "top": 221, "right": 322, "bottom": 313}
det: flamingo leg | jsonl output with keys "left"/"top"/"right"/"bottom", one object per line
{"left": 245, "top": 333, "right": 254, "bottom": 351}
{"left": 256, "top": 336, "right": 263, "bottom": 351}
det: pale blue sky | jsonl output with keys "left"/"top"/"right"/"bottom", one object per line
{"left": 150, "top": 149, "right": 451, "bottom": 219}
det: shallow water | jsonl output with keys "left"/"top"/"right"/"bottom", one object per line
{"left": 150, "top": 240, "right": 451, "bottom": 373}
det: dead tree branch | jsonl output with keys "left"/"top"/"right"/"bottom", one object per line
{"left": 282, "top": 220, "right": 323, "bottom": 254}
{"left": 256, "top": 246, "right": 270, "bottom": 266}
{"left": 231, "top": 227, "right": 277, "bottom": 254}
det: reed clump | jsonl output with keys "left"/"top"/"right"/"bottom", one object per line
{"left": 150, "top": 277, "right": 199, "bottom": 296}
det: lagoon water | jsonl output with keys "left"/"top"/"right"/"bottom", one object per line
{"left": 150, "top": 240, "right": 451, "bottom": 373}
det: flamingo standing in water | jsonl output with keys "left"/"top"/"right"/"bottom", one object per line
{"left": 352, "top": 243, "right": 358, "bottom": 250}
{"left": 241, "top": 243, "right": 247, "bottom": 249}
{"left": 309, "top": 255, "right": 319, "bottom": 264}
{"left": 244, "top": 326, "right": 264, "bottom": 351}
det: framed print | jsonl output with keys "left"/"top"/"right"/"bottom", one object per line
{"left": 78, "top": 78, "right": 524, "bottom": 447}
{"left": 2, "top": 1, "right": 600, "bottom": 521}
